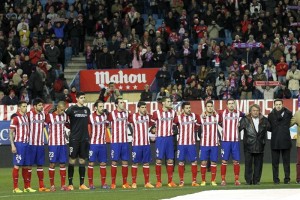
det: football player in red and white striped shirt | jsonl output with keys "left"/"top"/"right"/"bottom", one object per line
{"left": 107, "top": 98, "right": 131, "bottom": 189}
{"left": 10, "top": 101, "right": 36, "bottom": 193}
{"left": 199, "top": 100, "right": 220, "bottom": 187}
{"left": 45, "top": 101, "right": 69, "bottom": 191}
{"left": 173, "top": 101, "right": 200, "bottom": 187}
{"left": 218, "top": 98, "right": 244, "bottom": 186}
{"left": 128, "top": 101, "right": 154, "bottom": 189}
{"left": 27, "top": 98, "right": 50, "bottom": 192}
{"left": 151, "top": 97, "right": 177, "bottom": 188}
{"left": 87, "top": 100, "right": 110, "bottom": 189}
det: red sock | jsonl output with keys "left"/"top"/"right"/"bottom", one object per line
{"left": 143, "top": 165, "right": 150, "bottom": 184}
{"left": 87, "top": 166, "right": 93, "bottom": 186}
{"left": 191, "top": 164, "right": 197, "bottom": 182}
{"left": 131, "top": 165, "right": 138, "bottom": 184}
{"left": 201, "top": 165, "right": 206, "bottom": 181}
{"left": 221, "top": 163, "right": 227, "bottom": 181}
{"left": 60, "top": 167, "right": 66, "bottom": 187}
{"left": 178, "top": 163, "right": 184, "bottom": 182}
{"left": 155, "top": 163, "right": 161, "bottom": 183}
{"left": 211, "top": 164, "right": 217, "bottom": 181}
{"left": 13, "top": 168, "right": 19, "bottom": 189}
{"left": 100, "top": 166, "right": 106, "bottom": 186}
{"left": 122, "top": 165, "right": 128, "bottom": 184}
{"left": 22, "top": 168, "right": 28, "bottom": 189}
{"left": 37, "top": 168, "right": 44, "bottom": 188}
{"left": 49, "top": 168, "right": 55, "bottom": 186}
{"left": 234, "top": 163, "right": 240, "bottom": 180}
{"left": 111, "top": 165, "right": 117, "bottom": 185}
{"left": 27, "top": 169, "right": 32, "bottom": 188}
{"left": 167, "top": 163, "right": 174, "bottom": 183}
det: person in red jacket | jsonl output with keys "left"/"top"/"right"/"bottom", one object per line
{"left": 276, "top": 56, "right": 288, "bottom": 83}
{"left": 29, "top": 42, "right": 42, "bottom": 65}
{"left": 69, "top": 86, "right": 77, "bottom": 103}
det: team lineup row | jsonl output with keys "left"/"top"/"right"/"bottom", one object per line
{"left": 9, "top": 92, "right": 295, "bottom": 193}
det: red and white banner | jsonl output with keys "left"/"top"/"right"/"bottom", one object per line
{"left": 254, "top": 81, "right": 281, "bottom": 86}
{"left": 79, "top": 68, "right": 160, "bottom": 92}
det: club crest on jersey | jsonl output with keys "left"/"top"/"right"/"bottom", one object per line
{"left": 132, "top": 152, "right": 136, "bottom": 160}
{"left": 89, "top": 150, "right": 93, "bottom": 158}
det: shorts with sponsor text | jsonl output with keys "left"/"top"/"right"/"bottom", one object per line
{"left": 221, "top": 141, "right": 240, "bottom": 161}
{"left": 110, "top": 143, "right": 129, "bottom": 161}
{"left": 132, "top": 145, "right": 151, "bottom": 163}
{"left": 199, "top": 146, "right": 218, "bottom": 162}
{"left": 155, "top": 136, "right": 174, "bottom": 160}
{"left": 177, "top": 145, "right": 197, "bottom": 162}
{"left": 13, "top": 142, "right": 30, "bottom": 166}
{"left": 28, "top": 145, "right": 45, "bottom": 166}
{"left": 48, "top": 145, "right": 68, "bottom": 163}
{"left": 89, "top": 144, "right": 107, "bottom": 163}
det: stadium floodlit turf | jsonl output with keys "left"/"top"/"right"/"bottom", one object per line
{"left": 2, "top": 163, "right": 299, "bottom": 200}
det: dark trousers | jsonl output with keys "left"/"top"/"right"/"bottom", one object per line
{"left": 271, "top": 149, "right": 290, "bottom": 183}
{"left": 296, "top": 147, "right": 300, "bottom": 182}
{"left": 71, "top": 37, "right": 79, "bottom": 56}
{"left": 244, "top": 151, "right": 264, "bottom": 184}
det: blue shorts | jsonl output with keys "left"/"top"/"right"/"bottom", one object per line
{"left": 48, "top": 145, "right": 68, "bottom": 164}
{"left": 89, "top": 144, "right": 107, "bottom": 163}
{"left": 199, "top": 146, "right": 219, "bottom": 162}
{"left": 177, "top": 145, "right": 197, "bottom": 162}
{"left": 155, "top": 136, "right": 174, "bottom": 160}
{"left": 132, "top": 145, "right": 151, "bottom": 163}
{"left": 13, "top": 142, "right": 30, "bottom": 166}
{"left": 221, "top": 141, "right": 240, "bottom": 161}
{"left": 110, "top": 143, "right": 129, "bottom": 161}
{"left": 28, "top": 145, "right": 45, "bottom": 166}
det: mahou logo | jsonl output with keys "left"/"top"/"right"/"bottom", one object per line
{"left": 80, "top": 68, "right": 160, "bottom": 92}
{"left": 95, "top": 71, "right": 146, "bottom": 85}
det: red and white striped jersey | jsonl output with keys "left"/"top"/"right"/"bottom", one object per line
{"left": 10, "top": 112, "right": 30, "bottom": 143}
{"left": 107, "top": 110, "right": 128, "bottom": 143}
{"left": 219, "top": 109, "right": 243, "bottom": 142}
{"left": 89, "top": 112, "right": 108, "bottom": 145}
{"left": 45, "top": 112, "right": 67, "bottom": 146}
{"left": 199, "top": 114, "right": 220, "bottom": 146}
{"left": 173, "top": 113, "right": 200, "bottom": 145}
{"left": 151, "top": 109, "right": 176, "bottom": 137}
{"left": 128, "top": 113, "right": 150, "bottom": 146}
{"left": 27, "top": 110, "right": 45, "bottom": 145}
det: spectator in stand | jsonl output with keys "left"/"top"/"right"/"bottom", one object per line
{"left": 207, "top": 20, "right": 222, "bottom": 42}
{"left": 195, "top": 39, "right": 208, "bottom": 72}
{"left": 68, "top": 17, "right": 82, "bottom": 57}
{"left": 103, "top": 82, "right": 121, "bottom": 103}
{"left": 84, "top": 45, "right": 94, "bottom": 70}
{"left": 215, "top": 72, "right": 226, "bottom": 98}
{"left": 256, "top": 85, "right": 279, "bottom": 100}
{"left": 96, "top": 46, "right": 114, "bottom": 69}
{"left": 142, "top": 46, "right": 155, "bottom": 68}
{"left": 270, "top": 38, "right": 285, "bottom": 63}
{"left": 169, "top": 88, "right": 182, "bottom": 103}
{"left": 153, "top": 45, "right": 165, "bottom": 69}
{"left": 253, "top": 66, "right": 267, "bottom": 99}
{"left": 180, "top": 40, "right": 193, "bottom": 76}
{"left": 289, "top": 55, "right": 300, "bottom": 69}
{"left": 264, "top": 59, "right": 277, "bottom": 81}
{"left": 275, "top": 82, "right": 292, "bottom": 99}
{"left": 115, "top": 42, "right": 131, "bottom": 69}
{"left": 2, "top": 90, "right": 18, "bottom": 105}
{"left": 19, "top": 24, "right": 30, "bottom": 47}
{"left": 286, "top": 63, "right": 300, "bottom": 98}
{"left": 276, "top": 57, "right": 289, "bottom": 83}
{"left": 17, "top": 74, "right": 30, "bottom": 99}
{"left": 219, "top": 79, "right": 237, "bottom": 100}
{"left": 239, "top": 69, "right": 254, "bottom": 100}
{"left": 29, "top": 42, "right": 42, "bottom": 66}
{"left": 45, "top": 40, "right": 60, "bottom": 69}
{"left": 140, "top": 84, "right": 152, "bottom": 102}
{"left": 173, "top": 64, "right": 187, "bottom": 88}
{"left": 69, "top": 86, "right": 77, "bottom": 103}
{"left": 183, "top": 80, "right": 198, "bottom": 100}
{"left": 58, "top": 89, "right": 72, "bottom": 103}
{"left": 131, "top": 45, "right": 143, "bottom": 69}
{"left": 156, "top": 87, "right": 168, "bottom": 101}
{"left": 166, "top": 46, "right": 178, "bottom": 76}
{"left": 203, "top": 85, "right": 218, "bottom": 101}
{"left": 155, "top": 65, "right": 171, "bottom": 92}
{"left": 0, "top": 91, "right": 4, "bottom": 104}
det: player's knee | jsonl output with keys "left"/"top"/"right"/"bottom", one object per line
{"left": 222, "top": 160, "right": 228, "bottom": 164}
{"left": 69, "top": 158, "right": 76, "bottom": 165}
{"left": 201, "top": 161, "right": 207, "bottom": 166}
{"left": 89, "top": 162, "right": 94, "bottom": 166}
{"left": 100, "top": 162, "right": 106, "bottom": 166}
{"left": 143, "top": 163, "right": 149, "bottom": 166}
{"left": 122, "top": 161, "right": 128, "bottom": 165}
{"left": 156, "top": 159, "right": 162, "bottom": 164}
{"left": 111, "top": 161, "right": 117, "bottom": 166}
{"left": 78, "top": 158, "right": 86, "bottom": 165}
{"left": 14, "top": 166, "right": 19, "bottom": 169}
{"left": 167, "top": 159, "right": 173, "bottom": 164}
{"left": 49, "top": 163, "right": 55, "bottom": 168}
{"left": 179, "top": 161, "right": 184, "bottom": 166}
{"left": 59, "top": 163, "right": 65, "bottom": 168}
{"left": 233, "top": 160, "right": 239, "bottom": 165}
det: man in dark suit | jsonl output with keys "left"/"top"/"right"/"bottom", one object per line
{"left": 239, "top": 104, "right": 270, "bottom": 185}
{"left": 268, "top": 99, "right": 293, "bottom": 184}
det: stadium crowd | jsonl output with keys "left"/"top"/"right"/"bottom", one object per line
{"left": 0, "top": 0, "right": 299, "bottom": 105}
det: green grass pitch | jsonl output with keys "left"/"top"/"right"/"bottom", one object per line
{"left": 2, "top": 163, "right": 299, "bottom": 200}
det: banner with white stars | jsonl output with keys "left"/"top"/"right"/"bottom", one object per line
{"left": 80, "top": 68, "right": 160, "bottom": 92}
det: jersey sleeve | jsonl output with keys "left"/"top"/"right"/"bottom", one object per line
{"left": 65, "top": 106, "right": 72, "bottom": 116}
{"left": 10, "top": 116, "right": 18, "bottom": 130}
